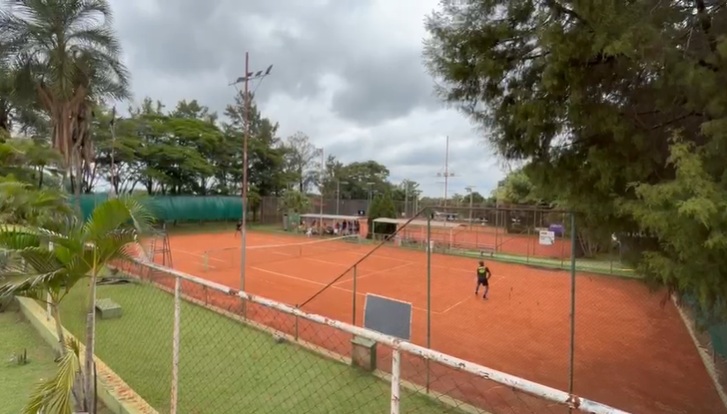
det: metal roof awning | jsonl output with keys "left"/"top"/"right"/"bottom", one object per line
{"left": 300, "top": 214, "right": 362, "bottom": 221}
{"left": 372, "top": 218, "right": 466, "bottom": 229}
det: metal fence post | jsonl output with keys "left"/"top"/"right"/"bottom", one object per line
{"left": 426, "top": 211, "right": 432, "bottom": 393}
{"left": 391, "top": 349, "right": 401, "bottom": 414}
{"left": 352, "top": 265, "right": 358, "bottom": 326}
{"left": 568, "top": 212, "right": 577, "bottom": 412}
{"left": 560, "top": 211, "right": 567, "bottom": 268}
{"left": 171, "top": 275, "right": 181, "bottom": 414}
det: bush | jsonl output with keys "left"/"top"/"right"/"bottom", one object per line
{"left": 367, "top": 193, "right": 397, "bottom": 239}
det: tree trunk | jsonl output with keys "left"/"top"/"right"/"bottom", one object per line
{"left": 50, "top": 299, "right": 66, "bottom": 356}
{"left": 51, "top": 298, "right": 85, "bottom": 408}
{"left": 83, "top": 268, "right": 99, "bottom": 412}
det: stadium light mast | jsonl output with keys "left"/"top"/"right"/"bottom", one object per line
{"left": 318, "top": 146, "right": 325, "bottom": 234}
{"left": 230, "top": 52, "right": 273, "bottom": 293}
{"left": 336, "top": 180, "right": 349, "bottom": 215}
{"left": 366, "top": 182, "right": 375, "bottom": 212}
{"left": 465, "top": 185, "right": 476, "bottom": 224}
{"left": 435, "top": 136, "right": 455, "bottom": 207}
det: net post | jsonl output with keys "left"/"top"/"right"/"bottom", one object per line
{"left": 352, "top": 265, "right": 358, "bottom": 326}
{"left": 426, "top": 209, "right": 432, "bottom": 394}
{"left": 391, "top": 348, "right": 401, "bottom": 414}
{"left": 568, "top": 211, "right": 577, "bottom": 412}
{"left": 294, "top": 305, "right": 300, "bottom": 341}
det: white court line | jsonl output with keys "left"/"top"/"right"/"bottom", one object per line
{"left": 250, "top": 266, "right": 436, "bottom": 314}
{"left": 178, "top": 247, "right": 482, "bottom": 276}
{"left": 177, "top": 248, "right": 473, "bottom": 314}
{"left": 331, "top": 262, "right": 415, "bottom": 286}
{"left": 441, "top": 297, "right": 470, "bottom": 314}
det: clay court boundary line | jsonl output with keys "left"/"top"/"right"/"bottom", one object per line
{"left": 175, "top": 248, "right": 507, "bottom": 293}
{"left": 176, "top": 246, "right": 502, "bottom": 279}
{"left": 250, "top": 266, "right": 454, "bottom": 315}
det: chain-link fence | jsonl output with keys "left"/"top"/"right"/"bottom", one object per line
{"left": 285, "top": 207, "right": 723, "bottom": 414}
{"left": 103, "top": 252, "right": 623, "bottom": 414}
{"left": 260, "top": 199, "right": 630, "bottom": 276}
{"left": 63, "top": 205, "right": 725, "bottom": 414}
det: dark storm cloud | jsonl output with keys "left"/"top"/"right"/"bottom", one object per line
{"left": 331, "top": 50, "right": 437, "bottom": 124}
{"left": 111, "top": 0, "right": 436, "bottom": 126}
{"left": 108, "top": 0, "right": 505, "bottom": 195}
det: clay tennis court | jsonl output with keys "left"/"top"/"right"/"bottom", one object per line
{"left": 164, "top": 230, "right": 723, "bottom": 414}
{"left": 405, "top": 225, "right": 572, "bottom": 260}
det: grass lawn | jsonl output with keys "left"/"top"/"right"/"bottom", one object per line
{"left": 0, "top": 306, "right": 114, "bottom": 414}
{"left": 59, "top": 281, "right": 458, "bottom": 413}
{"left": 0, "top": 308, "right": 59, "bottom": 414}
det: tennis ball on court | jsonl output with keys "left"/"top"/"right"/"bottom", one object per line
{"left": 273, "top": 334, "right": 286, "bottom": 344}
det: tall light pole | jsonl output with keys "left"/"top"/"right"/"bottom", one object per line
{"left": 336, "top": 180, "right": 348, "bottom": 215}
{"left": 318, "top": 147, "right": 325, "bottom": 234}
{"left": 402, "top": 181, "right": 411, "bottom": 217}
{"left": 230, "top": 53, "right": 273, "bottom": 292}
{"left": 465, "top": 185, "right": 476, "bottom": 225}
{"left": 366, "top": 182, "right": 375, "bottom": 213}
{"left": 436, "top": 136, "right": 455, "bottom": 207}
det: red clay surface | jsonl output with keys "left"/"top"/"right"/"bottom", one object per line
{"left": 132, "top": 231, "right": 723, "bottom": 414}
{"left": 401, "top": 225, "right": 572, "bottom": 260}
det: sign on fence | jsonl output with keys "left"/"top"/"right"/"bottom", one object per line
{"left": 539, "top": 230, "right": 555, "bottom": 246}
{"left": 363, "top": 294, "right": 412, "bottom": 341}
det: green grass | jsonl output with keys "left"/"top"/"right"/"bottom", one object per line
{"left": 0, "top": 308, "right": 59, "bottom": 414}
{"left": 0, "top": 305, "right": 114, "bottom": 414}
{"left": 59, "top": 282, "right": 458, "bottom": 413}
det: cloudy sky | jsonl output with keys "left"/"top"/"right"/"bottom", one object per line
{"left": 108, "top": 0, "right": 506, "bottom": 197}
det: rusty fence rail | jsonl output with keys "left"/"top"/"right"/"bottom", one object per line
{"left": 111, "top": 254, "right": 629, "bottom": 414}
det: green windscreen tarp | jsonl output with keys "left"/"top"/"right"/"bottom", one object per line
{"left": 74, "top": 194, "right": 243, "bottom": 222}
{"left": 682, "top": 294, "right": 727, "bottom": 359}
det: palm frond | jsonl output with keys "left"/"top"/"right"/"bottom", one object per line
{"left": 23, "top": 337, "right": 82, "bottom": 414}
{"left": 82, "top": 197, "right": 154, "bottom": 242}
{"left": 0, "top": 227, "right": 43, "bottom": 248}
{"left": 0, "top": 268, "right": 65, "bottom": 300}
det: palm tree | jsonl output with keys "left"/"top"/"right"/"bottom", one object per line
{"left": 23, "top": 337, "right": 83, "bottom": 414}
{"left": 0, "top": 0, "right": 131, "bottom": 197}
{"left": 0, "top": 180, "right": 73, "bottom": 231}
{"left": 0, "top": 197, "right": 153, "bottom": 412}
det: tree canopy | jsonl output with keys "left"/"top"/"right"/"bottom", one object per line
{"left": 424, "top": 0, "right": 727, "bottom": 310}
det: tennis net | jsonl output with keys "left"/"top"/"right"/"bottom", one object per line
{"left": 202, "top": 235, "right": 363, "bottom": 271}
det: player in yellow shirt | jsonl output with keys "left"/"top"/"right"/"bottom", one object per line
{"left": 475, "top": 261, "right": 492, "bottom": 299}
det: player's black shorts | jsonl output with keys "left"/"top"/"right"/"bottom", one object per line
{"left": 477, "top": 278, "right": 488, "bottom": 286}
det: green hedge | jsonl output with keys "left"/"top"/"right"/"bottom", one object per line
{"left": 75, "top": 194, "right": 243, "bottom": 222}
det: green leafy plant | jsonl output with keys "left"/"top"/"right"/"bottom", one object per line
{"left": 9, "top": 348, "right": 29, "bottom": 366}
{"left": 0, "top": 196, "right": 154, "bottom": 412}
{"left": 23, "top": 338, "right": 82, "bottom": 414}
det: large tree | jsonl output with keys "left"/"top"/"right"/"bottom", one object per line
{"left": 284, "top": 131, "right": 322, "bottom": 193}
{"left": 223, "top": 92, "right": 289, "bottom": 202}
{"left": 424, "top": 1, "right": 727, "bottom": 310}
{"left": 1, "top": 0, "right": 130, "bottom": 198}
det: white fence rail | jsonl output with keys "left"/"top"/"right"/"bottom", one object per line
{"left": 127, "top": 257, "right": 629, "bottom": 414}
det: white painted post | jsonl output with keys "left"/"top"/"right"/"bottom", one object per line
{"left": 133, "top": 259, "right": 631, "bottom": 414}
{"left": 46, "top": 242, "right": 54, "bottom": 321}
{"left": 391, "top": 349, "right": 401, "bottom": 414}
{"left": 170, "top": 276, "right": 181, "bottom": 414}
